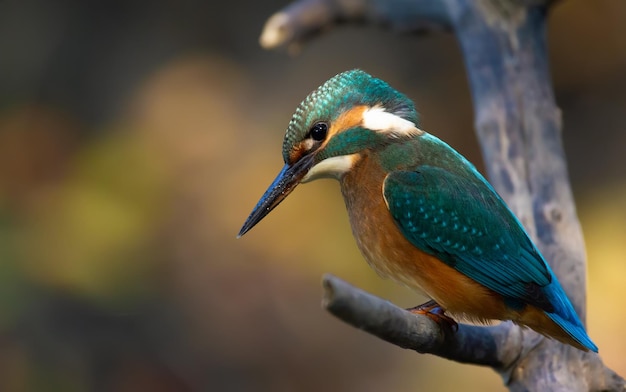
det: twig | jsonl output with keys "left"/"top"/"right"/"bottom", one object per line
{"left": 260, "top": 0, "right": 451, "bottom": 52}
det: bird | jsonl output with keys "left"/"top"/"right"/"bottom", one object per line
{"left": 237, "top": 69, "right": 597, "bottom": 353}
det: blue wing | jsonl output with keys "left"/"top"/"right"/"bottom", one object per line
{"left": 383, "top": 166, "right": 553, "bottom": 311}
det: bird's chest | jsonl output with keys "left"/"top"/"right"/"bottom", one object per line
{"left": 338, "top": 156, "right": 500, "bottom": 316}
{"left": 339, "top": 156, "right": 430, "bottom": 294}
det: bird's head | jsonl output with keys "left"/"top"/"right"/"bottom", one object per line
{"left": 238, "top": 69, "right": 421, "bottom": 237}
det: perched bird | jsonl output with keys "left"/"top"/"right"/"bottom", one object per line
{"left": 238, "top": 69, "right": 597, "bottom": 352}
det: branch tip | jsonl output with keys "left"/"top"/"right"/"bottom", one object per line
{"left": 321, "top": 274, "right": 336, "bottom": 309}
{"left": 260, "top": 12, "right": 291, "bottom": 49}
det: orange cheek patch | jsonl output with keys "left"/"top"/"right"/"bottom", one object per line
{"left": 323, "top": 105, "right": 367, "bottom": 148}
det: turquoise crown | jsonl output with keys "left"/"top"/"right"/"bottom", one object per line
{"left": 282, "top": 69, "right": 419, "bottom": 163}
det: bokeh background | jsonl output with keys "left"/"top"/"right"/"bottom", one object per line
{"left": 0, "top": 0, "right": 624, "bottom": 391}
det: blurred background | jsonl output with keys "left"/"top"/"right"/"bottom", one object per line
{"left": 0, "top": 0, "right": 624, "bottom": 391}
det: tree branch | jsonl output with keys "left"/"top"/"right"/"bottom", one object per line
{"left": 322, "top": 274, "right": 523, "bottom": 370}
{"left": 259, "top": 0, "right": 451, "bottom": 52}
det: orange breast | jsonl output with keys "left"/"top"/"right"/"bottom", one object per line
{"left": 340, "top": 152, "right": 508, "bottom": 322}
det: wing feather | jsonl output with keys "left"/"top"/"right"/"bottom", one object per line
{"left": 383, "top": 166, "right": 553, "bottom": 311}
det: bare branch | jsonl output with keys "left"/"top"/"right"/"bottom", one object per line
{"left": 260, "top": 0, "right": 451, "bottom": 52}
{"left": 322, "top": 274, "right": 523, "bottom": 369}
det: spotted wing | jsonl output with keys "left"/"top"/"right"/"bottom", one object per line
{"left": 383, "top": 166, "right": 553, "bottom": 311}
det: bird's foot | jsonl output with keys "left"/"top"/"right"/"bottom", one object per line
{"left": 406, "top": 300, "right": 458, "bottom": 332}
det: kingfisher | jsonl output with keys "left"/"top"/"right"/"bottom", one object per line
{"left": 238, "top": 69, "right": 597, "bottom": 353}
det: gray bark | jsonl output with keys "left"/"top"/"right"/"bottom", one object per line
{"left": 260, "top": 0, "right": 625, "bottom": 390}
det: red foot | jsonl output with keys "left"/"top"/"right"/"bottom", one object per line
{"left": 407, "top": 300, "right": 458, "bottom": 332}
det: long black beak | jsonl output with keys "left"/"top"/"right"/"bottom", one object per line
{"left": 238, "top": 155, "right": 315, "bottom": 237}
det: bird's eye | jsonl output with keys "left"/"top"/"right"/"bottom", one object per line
{"left": 309, "top": 122, "right": 328, "bottom": 141}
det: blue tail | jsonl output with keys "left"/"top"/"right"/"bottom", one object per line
{"left": 544, "top": 275, "right": 598, "bottom": 352}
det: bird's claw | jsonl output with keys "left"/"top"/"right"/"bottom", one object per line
{"left": 407, "top": 300, "right": 458, "bottom": 332}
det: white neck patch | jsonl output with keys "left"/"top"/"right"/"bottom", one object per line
{"left": 301, "top": 154, "right": 359, "bottom": 183}
{"left": 361, "top": 105, "right": 421, "bottom": 138}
